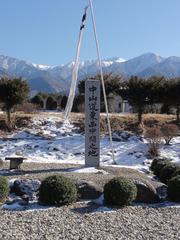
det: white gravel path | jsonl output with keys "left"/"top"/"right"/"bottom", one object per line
{"left": 0, "top": 202, "right": 179, "bottom": 240}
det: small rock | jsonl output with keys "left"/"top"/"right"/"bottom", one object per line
{"left": 53, "top": 147, "right": 59, "bottom": 151}
{"left": 12, "top": 179, "right": 41, "bottom": 200}
{"left": 74, "top": 152, "right": 82, "bottom": 156}
{"left": 15, "top": 152, "right": 23, "bottom": 156}
{"left": 21, "top": 194, "right": 30, "bottom": 204}
{"left": 6, "top": 196, "right": 28, "bottom": 206}
{"left": 76, "top": 181, "right": 103, "bottom": 200}
{"left": 156, "top": 184, "right": 168, "bottom": 200}
{"left": 112, "top": 131, "right": 139, "bottom": 142}
{"left": 133, "top": 179, "right": 160, "bottom": 203}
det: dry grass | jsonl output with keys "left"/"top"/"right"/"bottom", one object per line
{"left": 0, "top": 111, "right": 179, "bottom": 135}
{"left": 0, "top": 112, "right": 32, "bottom": 135}
{"left": 70, "top": 113, "right": 179, "bottom": 134}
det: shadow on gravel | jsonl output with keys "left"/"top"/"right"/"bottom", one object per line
{"left": 71, "top": 202, "right": 180, "bottom": 215}
{"left": 133, "top": 202, "right": 180, "bottom": 209}
{"left": 71, "top": 202, "right": 104, "bottom": 214}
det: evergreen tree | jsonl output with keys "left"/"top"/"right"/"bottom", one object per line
{"left": 163, "top": 79, "right": 180, "bottom": 122}
{"left": 61, "top": 95, "right": 68, "bottom": 109}
{"left": 77, "top": 73, "right": 123, "bottom": 112}
{"left": 31, "top": 94, "right": 43, "bottom": 108}
{"left": 46, "top": 96, "right": 57, "bottom": 110}
{"left": 0, "top": 77, "right": 29, "bottom": 128}
{"left": 117, "top": 76, "right": 164, "bottom": 123}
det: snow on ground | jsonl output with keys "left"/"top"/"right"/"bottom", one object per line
{"left": 0, "top": 116, "right": 179, "bottom": 169}
{"left": 70, "top": 167, "right": 108, "bottom": 174}
{"left": 160, "top": 137, "right": 180, "bottom": 163}
{"left": 2, "top": 200, "right": 55, "bottom": 211}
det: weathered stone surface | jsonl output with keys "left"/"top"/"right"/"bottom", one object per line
{"left": 21, "top": 194, "right": 30, "bottom": 204}
{"left": 133, "top": 179, "right": 160, "bottom": 203}
{"left": 85, "top": 79, "right": 100, "bottom": 167}
{"left": 12, "top": 179, "right": 41, "bottom": 199}
{"left": 6, "top": 196, "right": 28, "bottom": 206}
{"left": 76, "top": 180, "right": 103, "bottom": 199}
{"left": 156, "top": 184, "right": 168, "bottom": 200}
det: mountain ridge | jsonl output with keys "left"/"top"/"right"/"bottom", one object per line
{"left": 0, "top": 53, "right": 180, "bottom": 94}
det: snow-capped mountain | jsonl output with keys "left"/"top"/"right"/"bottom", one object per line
{"left": 32, "top": 64, "right": 53, "bottom": 70}
{"left": 138, "top": 56, "right": 180, "bottom": 78}
{"left": 0, "top": 55, "right": 67, "bottom": 93}
{"left": 0, "top": 53, "right": 180, "bottom": 94}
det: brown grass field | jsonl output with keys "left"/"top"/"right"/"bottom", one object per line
{"left": 0, "top": 111, "right": 179, "bottom": 136}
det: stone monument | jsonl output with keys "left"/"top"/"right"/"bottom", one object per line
{"left": 85, "top": 79, "right": 100, "bottom": 167}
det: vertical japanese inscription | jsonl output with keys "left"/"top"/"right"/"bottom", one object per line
{"left": 85, "top": 79, "right": 100, "bottom": 167}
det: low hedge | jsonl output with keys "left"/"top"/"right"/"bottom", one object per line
{"left": 104, "top": 177, "right": 137, "bottom": 206}
{"left": 150, "top": 158, "right": 163, "bottom": 172}
{"left": 167, "top": 176, "right": 180, "bottom": 202}
{"left": 39, "top": 175, "right": 77, "bottom": 206}
{"left": 159, "top": 163, "right": 180, "bottom": 184}
{"left": 153, "top": 159, "right": 171, "bottom": 177}
{"left": 173, "top": 168, "right": 180, "bottom": 177}
{"left": 0, "top": 176, "right": 9, "bottom": 202}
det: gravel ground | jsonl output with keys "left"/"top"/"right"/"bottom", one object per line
{"left": 0, "top": 162, "right": 180, "bottom": 240}
{"left": 0, "top": 202, "right": 179, "bottom": 240}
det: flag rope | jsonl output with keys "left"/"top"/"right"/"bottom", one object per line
{"left": 64, "top": 0, "right": 115, "bottom": 164}
{"left": 88, "top": 0, "right": 115, "bottom": 164}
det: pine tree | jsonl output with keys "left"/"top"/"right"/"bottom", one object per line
{"left": 117, "top": 76, "right": 165, "bottom": 123}
{"left": 0, "top": 77, "right": 29, "bottom": 128}
{"left": 163, "top": 79, "right": 180, "bottom": 122}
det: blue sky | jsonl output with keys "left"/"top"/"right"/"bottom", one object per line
{"left": 0, "top": 0, "right": 180, "bottom": 66}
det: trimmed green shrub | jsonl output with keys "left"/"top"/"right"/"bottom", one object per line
{"left": 173, "top": 168, "right": 180, "bottom": 177}
{"left": 167, "top": 176, "right": 180, "bottom": 202}
{"left": 159, "top": 163, "right": 180, "bottom": 184}
{"left": 39, "top": 175, "right": 77, "bottom": 206}
{"left": 0, "top": 176, "right": 9, "bottom": 202}
{"left": 153, "top": 159, "right": 171, "bottom": 177}
{"left": 104, "top": 177, "right": 137, "bottom": 206}
{"left": 150, "top": 158, "right": 164, "bottom": 172}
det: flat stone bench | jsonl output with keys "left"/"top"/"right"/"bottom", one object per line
{"left": 5, "top": 157, "right": 27, "bottom": 170}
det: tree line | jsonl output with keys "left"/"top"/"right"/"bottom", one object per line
{"left": 0, "top": 75, "right": 180, "bottom": 128}
{"left": 76, "top": 74, "right": 180, "bottom": 123}
{"left": 118, "top": 76, "right": 180, "bottom": 123}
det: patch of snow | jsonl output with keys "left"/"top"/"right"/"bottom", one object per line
{"left": 70, "top": 167, "right": 108, "bottom": 174}
{"left": 8, "top": 178, "right": 17, "bottom": 187}
{"left": 0, "top": 116, "right": 179, "bottom": 170}
{"left": 32, "top": 63, "right": 53, "bottom": 70}
{"left": 2, "top": 202, "right": 24, "bottom": 211}
{"left": 115, "top": 57, "right": 126, "bottom": 63}
{"left": 2, "top": 200, "right": 54, "bottom": 212}
{"left": 91, "top": 207, "right": 116, "bottom": 213}
{"left": 160, "top": 137, "right": 180, "bottom": 164}
{"left": 93, "top": 194, "right": 104, "bottom": 205}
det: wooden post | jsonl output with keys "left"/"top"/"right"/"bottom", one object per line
{"left": 85, "top": 79, "right": 100, "bottom": 167}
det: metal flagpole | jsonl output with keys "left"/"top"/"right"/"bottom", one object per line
{"left": 88, "top": 0, "right": 115, "bottom": 164}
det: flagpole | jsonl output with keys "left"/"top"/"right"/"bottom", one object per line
{"left": 88, "top": 0, "right": 115, "bottom": 164}
{"left": 64, "top": 6, "right": 89, "bottom": 121}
